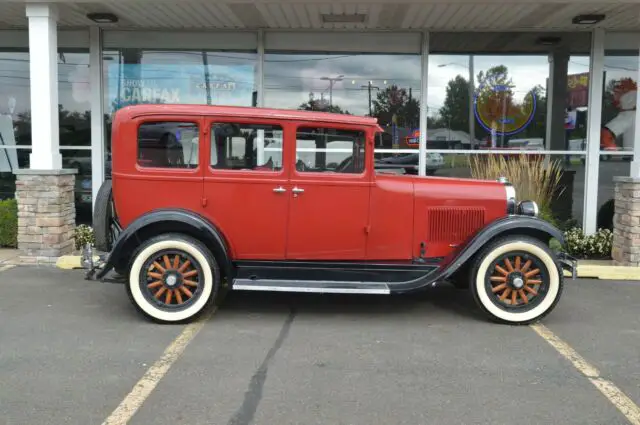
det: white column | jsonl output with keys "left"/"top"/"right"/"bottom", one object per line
{"left": 418, "top": 31, "right": 429, "bottom": 177}
{"left": 631, "top": 35, "right": 640, "bottom": 178}
{"left": 256, "top": 29, "right": 264, "bottom": 107}
{"left": 468, "top": 55, "right": 475, "bottom": 147}
{"left": 26, "top": 3, "right": 62, "bottom": 170}
{"left": 583, "top": 29, "right": 605, "bottom": 235}
{"left": 544, "top": 53, "right": 555, "bottom": 152}
{"left": 89, "top": 26, "right": 105, "bottom": 210}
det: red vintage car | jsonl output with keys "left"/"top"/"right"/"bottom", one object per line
{"left": 87, "top": 104, "right": 575, "bottom": 325}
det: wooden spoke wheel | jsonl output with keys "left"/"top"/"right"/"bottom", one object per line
{"left": 486, "top": 253, "right": 547, "bottom": 310}
{"left": 127, "top": 234, "right": 220, "bottom": 324}
{"left": 142, "top": 251, "right": 203, "bottom": 309}
{"left": 471, "top": 236, "right": 563, "bottom": 325}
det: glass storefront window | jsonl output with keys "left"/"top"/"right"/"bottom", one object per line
{"left": 102, "top": 49, "right": 258, "bottom": 158}
{"left": 0, "top": 48, "right": 91, "bottom": 225}
{"left": 427, "top": 47, "right": 591, "bottom": 227}
{"left": 596, "top": 47, "right": 640, "bottom": 231}
{"left": 263, "top": 52, "right": 421, "bottom": 153}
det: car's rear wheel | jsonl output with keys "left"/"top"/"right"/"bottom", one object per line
{"left": 470, "top": 236, "right": 563, "bottom": 325}
{"left": 126, "top": 234, "right": 220, "bottom": 323}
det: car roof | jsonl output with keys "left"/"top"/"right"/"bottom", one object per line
{"left": 115, "top": 104, "right": 382, "bottom": 128}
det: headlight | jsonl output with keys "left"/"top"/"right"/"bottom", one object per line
{"left": 517, "top": 200, "right": 539, "bottom": 217}
{"left": 505, "top": 183, "right": 516, "bottom": 214}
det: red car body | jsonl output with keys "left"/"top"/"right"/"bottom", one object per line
{"left": 90, "top": 104, "right": 575, "bottom": 325}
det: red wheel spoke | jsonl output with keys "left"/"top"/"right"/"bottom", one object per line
{"left": 178, "top": 260, "right": 191, "bottom": 273}
{"left": 163, "top": 255, "right": 172, "bottom": 270}
{"left": 514, "top": 256, "right": 521, "bottom": 271}
{"left": 511, "top": 290, "right": 517, "bottom": 305}
{"left": 491, "top": 283, "right": 507, "bottom": 293}
{"left": 165, "top": 289, "right": 173, "bottom": 305}
{"left": 490, "top": 276, "right": 506, "bottom": 282}
{"left": 525, "top": 269, "right": 540, "bottom": 278}
{"left": 518, "top": 289, "right": 528, "bottom": 304}
{"left": 183, "top": 270, "right": 198, "bottom": 279}
{"left": 148, "top": 272, "right": 163, "bottom": 279}
{"left": 147, "top": 280, "right": 163, "bottom": 289}
{"left": 183, "top": 280, "right": 198, "bottom": 287}
{"left": 175, "top": 289, "right": 183, "bottom": 304}
{"left": 180, "top": 286, "right": 193, "bottom": 298}
{"left": 527, "top": 279, "right": 542, "bottom": 285}
{"left": 173, "top": 255, "right": 180, "bottom": 269}
{"left": 153, "top": 261, "right": 166, "bottom": 273}
{"left": 155, "top": 286, "right": 167, "bottom": 299}
{"left": 524, "top": 285, "right": 538, "bottom": 296}
{"left": 495, "top": 265, "right": 509, "bottom": 276}
{"left": 504, "top": 258, "right": 514, "bottom": 272}
{"left": 499, "top": 288, "right": 512, "bottom": 301}
{"left": 521, "top": 260, "right": 532, "bottom": 273}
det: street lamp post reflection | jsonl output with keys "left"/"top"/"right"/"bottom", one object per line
{"left": 320, "top": 74, "right": 344, "bottom": 107}
{"left": 438, "top": 56, "right": 475, "bottom": 147}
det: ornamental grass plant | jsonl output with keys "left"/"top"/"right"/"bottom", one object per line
{"left": 469, "top": 154, "right": 565, "bottom": 223}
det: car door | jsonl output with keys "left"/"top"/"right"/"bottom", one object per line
{"left": 115, "top": 117, "right": 204, "bottom": 227}
{"left": 202, "top": 118, "right": 291, "bottom": 260}
{"left": 286, "top": 124, "right": 372, "bottom": 260}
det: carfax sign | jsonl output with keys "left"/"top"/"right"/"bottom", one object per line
{"left": 107, "top": 63, "right": 256, "bottom": 112}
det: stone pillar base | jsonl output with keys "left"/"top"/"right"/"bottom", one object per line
{"left": 14, "top": 169, "right": 76, "bottom": 260}
{"left": 612, "top": 176, "right": 640, "bottom": 266}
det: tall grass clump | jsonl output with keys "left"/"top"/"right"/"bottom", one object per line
{"left": 469, "top": 154, "right": 565, "bottom": 222}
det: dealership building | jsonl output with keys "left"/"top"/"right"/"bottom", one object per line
{"left": 1, "top": 0, "right": 640, "bottom": 261}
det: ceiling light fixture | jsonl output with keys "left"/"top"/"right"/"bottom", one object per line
{"left": 87, "top": 12, "right": 119, "bottom": 24}
{"left": 321, "top": 13, "right": 366, "bottom": 24}
{"left": 572, "top": 14, "right": 605, "bottom": 25}
{"left": 536, "top": 36, "right": 562, "bottom": 46}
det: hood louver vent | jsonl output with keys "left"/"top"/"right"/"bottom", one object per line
{"left": 427, "top": 207, "right": 485, "bottom": 243}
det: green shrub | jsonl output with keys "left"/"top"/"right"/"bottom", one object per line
{"left": 0, "top": 198, "right": 17, "bottom": 248}
{"left": 564, "top": 227, "right": 613, "bottom": 259}
{"left": 74, "top": 224, "right": 95, "bottom": 250}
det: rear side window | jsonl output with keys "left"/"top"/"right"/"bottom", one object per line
{"left": 210, "top": 123, "right": 283, "bottom": 171}
{"left": 137, "top": 122, "right": 199, "bottom": 168}
{"left": 295, "top": 127, "right": 366, "bottom": 174}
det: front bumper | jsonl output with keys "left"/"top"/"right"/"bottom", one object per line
{"left": 556, "top": 251, "right": 577, "bottom": 279}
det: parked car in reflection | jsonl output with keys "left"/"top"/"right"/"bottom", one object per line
{"left": 375, "top": 152, "right": 444, "bottom": 175}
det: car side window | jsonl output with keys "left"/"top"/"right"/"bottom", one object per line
{"left": 137, "top": 122, "right": 199, "bottom": 169}
{"left": 295, "top": 127, "right": 366, "bottom": 174}
{"left": 210, "top": 123, "right": 283, "bottom": 171}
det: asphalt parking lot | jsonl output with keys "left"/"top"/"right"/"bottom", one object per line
{"left": 1, "top": 266, "right": 639, "bottom": 425}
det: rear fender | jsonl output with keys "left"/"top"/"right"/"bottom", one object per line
{"left": 438, "top": 216, "right": 566, "bottom": 280}
{"left": 96, "top": 209, "right": 232, "bottom": 279}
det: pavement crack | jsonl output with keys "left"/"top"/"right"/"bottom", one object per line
{"left": 227, "top": 308, "right": 296, "bottom": 425}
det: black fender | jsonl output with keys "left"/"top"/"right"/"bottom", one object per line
{"left": 437, "top": 215, "right": 565, "bottom": 281}
{"left": 96, "top": 209, "right": 232, "bottom": 279}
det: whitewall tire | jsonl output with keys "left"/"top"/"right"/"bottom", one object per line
{"left": 127, "top": 234, "right": 220, "bottom": 323}
{"left": 470, "top": 236, "right": 563, "bottom": 325}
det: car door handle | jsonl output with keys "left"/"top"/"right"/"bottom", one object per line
{"left": 273, "top": 186, "right": 287, "bottom": 193}
{"left": 292, "top": 187, "right": 304, "bottom": 194}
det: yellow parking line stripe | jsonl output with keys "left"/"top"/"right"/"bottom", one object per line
{"left": 531, "top": 323, "right": 640, "bottom": 425}
{"left": 101, "top": 307, "right": 216, "bottom": 425}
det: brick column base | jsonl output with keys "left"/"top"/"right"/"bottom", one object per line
{"left": 612, "top": 176, "right": 640, "bottom": 266}
{"left": 14, "top": 169, "right": 76, "bottom": 262}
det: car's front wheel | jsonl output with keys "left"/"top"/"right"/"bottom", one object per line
{"left": 127, "top": 234, "right": 220, "bottom": 323}
{"left": 470, "top": 236, "right": 563, "bottom": 325}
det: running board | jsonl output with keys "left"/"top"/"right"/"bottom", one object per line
{"left": 232, "top": 279, "right": 391, "bottom": 295}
